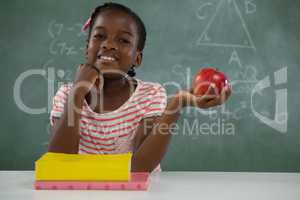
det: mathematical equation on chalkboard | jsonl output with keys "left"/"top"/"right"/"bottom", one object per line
{"left": 48, "top": 20, "right": 87, "bottom": 56}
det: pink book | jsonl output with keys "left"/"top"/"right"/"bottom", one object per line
{"left": 34, "top": 173, "right": 150, "bottom": 191}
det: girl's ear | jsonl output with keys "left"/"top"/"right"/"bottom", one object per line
{"left": 134, "top": 51, "right": 143, "bottom": 67}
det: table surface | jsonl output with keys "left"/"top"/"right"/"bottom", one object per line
{"left": 0, "top": 171, "right": 299, "bottom": 200}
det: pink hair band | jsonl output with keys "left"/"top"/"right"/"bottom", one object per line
{"left": 82, "top": 16, "right": 92, "bottom": 32}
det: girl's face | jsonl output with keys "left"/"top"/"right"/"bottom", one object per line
{"left": 87, "top": 9, "right": 142, "bottom": 78}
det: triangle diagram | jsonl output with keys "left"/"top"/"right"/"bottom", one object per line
{"left": 197, "top": 0, "right": 255, "bottom": 50}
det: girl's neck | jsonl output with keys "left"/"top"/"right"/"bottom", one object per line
{"left": 103, "top": 77, "right": 128, "bottom": 96}
{"left": 85, "top": 76, "right": 137, "bottom": 113}
{"left": 94, "top": 76, "right": 136, "bottom": 97}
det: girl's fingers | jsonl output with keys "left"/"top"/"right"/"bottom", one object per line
{"left": 219, "top": 87, "right": 227, "bottom": 104}
{"left": 206, "top": 98, "right": 222, "bottom": 107}
{"left": 222, "top": 85, "right": 231, "bottom": 102}
{"left": 193, "top": 95, "right": 217, "bottom": 108}
{"left": 195, "top": 87, "right": 230, "bottom": 108}
{"left": 185, "top": 83, "right": 231, "bottom": 108}
{"left": 200, "top": 85, "right": 218, "bottom": 100}
{"left": 226, "top": 86, "right": 232, "bottom": 97}
{"left": 198, "top": 95, "right": 216, "bottom": 102}
{"left": 206, "top": 84, "right": 217, "bottom": 95}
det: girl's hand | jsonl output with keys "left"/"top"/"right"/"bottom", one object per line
{"left": 72, "top": 50, "right": 102, "bottom": 97}
{"left": 177, "top": 85, "right": 231, "bottom": 109}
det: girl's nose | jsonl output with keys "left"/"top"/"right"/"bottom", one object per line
{"left": 101, "top": 38, "right": 117, "bottom": 50}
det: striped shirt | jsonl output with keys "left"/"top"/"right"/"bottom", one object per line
{"left": 50, "top": 78, "right": 167, "bottom": 157}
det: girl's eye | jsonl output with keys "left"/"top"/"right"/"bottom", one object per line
{"left": 119, "top": 38, "right": 130, "bottom": 44}
{"left": 94, "top": 34, "right": 105, "bottom": 39}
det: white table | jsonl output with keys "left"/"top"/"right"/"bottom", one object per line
{"left": 0, "top": 171, "right": 299, "bottom": 200}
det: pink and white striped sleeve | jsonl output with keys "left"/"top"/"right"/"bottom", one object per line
{"left": 49, "top": 84, "right": 70, "bottom": 126}
{"left": 143, "top": 84, "right": 167, "bottom": 118}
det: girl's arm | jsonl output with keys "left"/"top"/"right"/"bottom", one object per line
{"left": 48, "top": 92, "right": 85, "bottom": 153}
{"left": 131, "top": 88, "right": 231, "bottom": 172}
{"left": 131, "top": 94, "right": 182, "bottom": 172}
{"left": 48, "top": 64, "right": 99, "bottom": 153}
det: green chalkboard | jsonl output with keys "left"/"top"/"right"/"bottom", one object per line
{"left": 1, "top": 0, "right": 300, "bottom": 171}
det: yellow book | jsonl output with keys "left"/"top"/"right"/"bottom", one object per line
{"left": 35, "top": 152, "right": 132, "bottom": 181}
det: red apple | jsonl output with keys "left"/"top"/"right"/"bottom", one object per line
{"left": 192, "top": 67, "right": 230, "bottom": 96}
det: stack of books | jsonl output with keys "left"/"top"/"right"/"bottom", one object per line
{"left": 34, "top": 152, "right": 150, "bottom": 190}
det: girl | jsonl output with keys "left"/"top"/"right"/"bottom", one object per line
{"left": 48, "top": 2, "right": 231, "bottom": 172}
